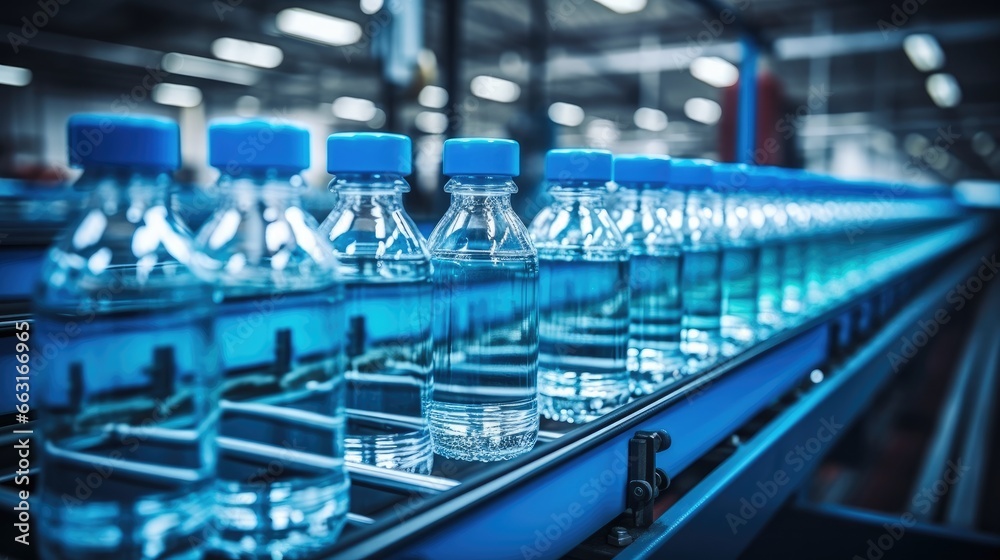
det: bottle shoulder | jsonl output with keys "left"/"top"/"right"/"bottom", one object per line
{"left": 37, "top": 206, "right": 210, "bottom": 312}
{"left": 195, "top": 200, "right": 337, "bottom": 292}
{"left": 614, "top": 203, "right": 684, "bottom": 253}
{"left": 428, "top": 198, "right": 536, "bottom": 258}
{"left": 528, "top": 204, "right": 627, "bottom": 259}
{"left": 321, "top": 202, "right": 430, "bottom": 259}
{"left": 320, "top": 199, "right": 430, "bottom": 282}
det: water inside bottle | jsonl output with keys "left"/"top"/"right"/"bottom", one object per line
{"left": 429, "top": 253, "right": 538, "bottom": 462}
{"left": 537, "top": 256, "right": 630, "bottom": 423}
{"left": 721, "top": 244, "right": 761, "bottom": 355}
{"left": 36, "top": 303, "right": 216, "bottom": 560}
{"left": 628, "top": 252, "right": 684, "bottom": 394}
{"left": 213, "top": 290, "right": 348, "bottom": 558}
{"left": 680, "top": 247, "right": 723, "bottom": 365}
{"left": 343, "top": 279, "right": 432, "bottom": 474}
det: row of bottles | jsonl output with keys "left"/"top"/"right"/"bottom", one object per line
{"left": 34, "top": 114, "right": 959, "bottom": 559}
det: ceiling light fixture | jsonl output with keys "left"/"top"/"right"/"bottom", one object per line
{"left": 633, "top": 107, "right": 668, "bottom": 131}
{"left": 925, "top": 73, "right": 961, "bottom": 108}
{"left": 470, "top": 75, "right": 521, "bottom": 103}
{"left": 418, "top": 85, "right": 449, "bottom": 109}
{"left": 592, "top": 0, "right": 648, "bottom": 14}
{"left": 276, "top": 8, "right": 363, "bottom": 46}
{"left": 360, "top": 0, "right": 384, "bottom": 15}
{"left": 211, "top": 38, "right": 284, "bottom": 69}
{"left": 684, "top": 97, "right": 722, "bottom": 125}
{"left": 0, "top": 64, "right": 31, "bottom": 87}
{"left": 152, "top": 83, "right": 203, "bottom": 108}
{"left": 332, "top": 96, "right": 378, "bottom": 121}
{"left": 548, "top": 102, "right": 585, "bottom": 127}
{"left": 690, "top": 56, "right": 739, "bottom": 88}
{"left": 903, "top": 34, "right": 944, "bottom": 72}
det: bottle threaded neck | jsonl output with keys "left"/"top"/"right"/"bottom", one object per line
{"left": 444, "top": 175, "right": 517, "bottom": 194}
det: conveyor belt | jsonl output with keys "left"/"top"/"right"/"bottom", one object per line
{"left": 0, "top": 215, "right": 992, "bottom": 560}
{"left": 617, "top": 225, "right": 997, "bottom": 559}
{"left": 321, "top": 217, "right": 992, "bottom": 559}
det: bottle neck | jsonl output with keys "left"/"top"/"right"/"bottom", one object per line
{"left": 682, "top": 184, "right": 725, "bottom": 243}
{"left": 330, "top": 172, "right": 407, "bottom": 204}
{"left": 76, "top": 166, "right": 172, "bottom": 211}
{"left": 617, "top": 183, "right": 684, "bottom": 206}
{"left": 216, "top": 169, "right": 306, "bottom": 204}
{"left": 444, "top": 175, "right": 517, "bottom": 195}
{"left": 218, "top": 167, "right": 303, "bottom": 185}
{"left": 547, "top": 180, "right": 608, "bottom": 206}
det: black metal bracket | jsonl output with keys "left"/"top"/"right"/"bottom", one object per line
{"left": 625, "top": 430, "right": 671, "bottom": 528}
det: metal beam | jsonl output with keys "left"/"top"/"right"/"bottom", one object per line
{"left": 736, "top": 34, "right": 758, "bottom": 162}
{"left": 547, "top": 18, "right": 1000, "bottom": 80}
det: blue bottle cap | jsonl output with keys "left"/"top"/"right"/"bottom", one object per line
{"left": 209, "top": 119, "right": 310, "bottom": 173}
{"left": 67, "top": 114, "right": 180, "bottom": 170}
{"left": 613, "top": 154, "right": 671, "bottom": 184}
{"left": 544, "top": 149, "right": 612, "bottom": 182}
{"left": 442, "top": 138, "right": 519, "bottom": 177}
{"left": 667, "top": 158, "right": 714, "bottom": 187}
{"left": 327, "top": 132, "right": 412, "bottom": 175}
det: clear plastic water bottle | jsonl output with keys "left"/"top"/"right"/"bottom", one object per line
{"left": 713, "top": 163, "right": 761, "bottom": 356}
{"left": 838, "top": 179, "right": 875, "bottom": 294}
{"left": 427, "top": 138, "right": 539, "bottom": 461}
{"left": 778, "top": 170, "right": 809, "bottom": 318}
{"left": 36, "top": 114, "right": 219, "bottom": 559}
{"left": 528, "top": 149, "right": 629, "bottom": 423}
{"left": 319, "top": 133, "right": 433, "bottom": 474}
{"left": 803, "top": 172, "right": 834, "bottom": 308}
{"left": 753, "top": 167, "right": 787, "bottom": 333}
{"left": 671, "top": 159, "right": 724, "bottom": 367}
{"left": 613, "top": 155, "right": 685, "bottom": 394}
{"left": 196, "top": 120, "right": 348, "bottom": 557}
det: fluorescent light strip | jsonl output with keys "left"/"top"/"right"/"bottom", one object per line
{"left": 418, "top": 85, "right": 449, "bottom": 109}
{"left": 634, "top": 107, "right": 667, "bottom": 131}
{"left": 903, "top": 34, "right": 944, "bottom": 72}
{"left": 0, "top": 64, "right": 31, "bottom": 87}
{"left": 690, "top": 56, "right": 739, "bottom": 88}
{"left": 926, "top": 73, "right": 961, "bottom": 108}
{"left": 152, "top": 83, "right": 202, "bottom": 108}
{"left": 470, "top": 75, "right": 520, "bottom": 103}
{"left": 276, "top": 8, "right": 363, "bottom": 47}
{"left": 211, "top": 38, "right": 284, "bottom": 69}
{"left": 548, "top": 102, "right": 585, "bottom": 127}
{"left": 332, "top": 96, "right": 377, "bottom": 121}
{"left": 592, "top": 0, "right": 647, "bottom": 14}
{"left": 360, "top": 0, "right": 384, "bottom": 15}
{"left": 684, "top": 97, "right": 722, "bottom": 125}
